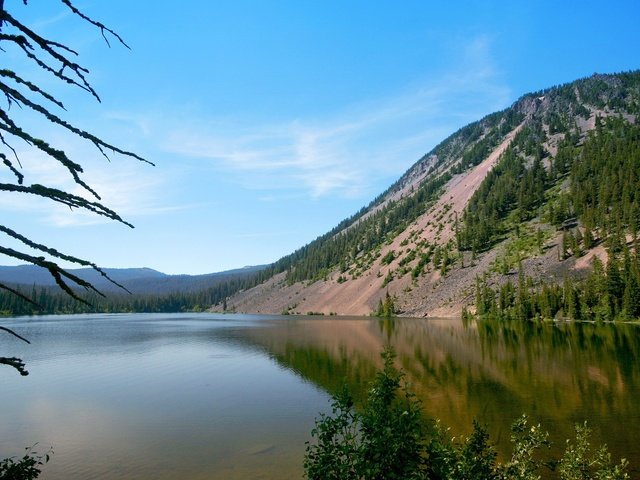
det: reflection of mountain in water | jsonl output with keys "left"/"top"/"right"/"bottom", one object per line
{"left": 235, "top": 317, "right": 640, "bottom": 470}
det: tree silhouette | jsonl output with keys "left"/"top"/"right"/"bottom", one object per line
{"left": 0, "top": 0, "right": 150, "bottom": 374}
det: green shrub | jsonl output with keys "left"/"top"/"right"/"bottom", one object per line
{"left": 0, "top": 446, "right": 52, "bottom": 480}
{"left": 305, "top": 349, "right": 630, "bottom": 480}
{"left": 304, "top": 348, "right": 427, "bottom": 479}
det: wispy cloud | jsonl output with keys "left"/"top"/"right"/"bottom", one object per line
{"left": 159, "top": 35, "right": 511, "bottom": 200}
{"left": 0, "top": 34, "right": 511, "bottom": 232}
{"left": 0, "top": 138, "right": 172, "bottom": 228}
{"left": 44, "top": 164, "right": 184, "bottom": 227}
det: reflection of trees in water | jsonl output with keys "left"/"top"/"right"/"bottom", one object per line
{"left": 470, "top": 319, "right": 640, "bottom": 469}
{"left": 237, "top": 317, "right": 640, "bottom": 468}
{"left": 271, "top": 343, "right": 378, "bottom": 402}
{"left": 475, "top": 319, "right": 640, "bottom": 401}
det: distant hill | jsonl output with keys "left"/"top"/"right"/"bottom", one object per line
{"left": 0, "top": 264, "right": 265, "bottom": 295}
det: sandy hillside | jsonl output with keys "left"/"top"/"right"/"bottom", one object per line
{"left": 221, "top": 123, "right": 526, "bottom": 317}
{"left": 211, "top": 73, "right": 640, "bottom": 319}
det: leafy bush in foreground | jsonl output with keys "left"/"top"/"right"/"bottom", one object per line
{"left": 304, "top": 348, "right": 629, "bottom": 480}
{"left": 0, "top": 446, "right": 52, "bottom": 480}
{"left": 304, "top": 349, "right": 426, "bottom": 479}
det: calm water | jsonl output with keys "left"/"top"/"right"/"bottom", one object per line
{"left": 1, "top": 313, "right": 639, "bottom": 478}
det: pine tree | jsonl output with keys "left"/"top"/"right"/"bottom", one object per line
{"left": 606, "top": 254, "right": 623, "bottom": 316}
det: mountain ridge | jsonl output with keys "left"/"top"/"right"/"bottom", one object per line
{"left": 215, "top": 70, "right": 640, "bottom": 317}
{"left": 2, "top": 71, "right": 638, "bottom": 318}
{"left": 0, "top": 264, "right": 265, "bottom": 296}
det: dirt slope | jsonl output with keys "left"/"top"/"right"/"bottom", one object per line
{"left": 214, "top": 72, "right": 640, "bottom": 318}
{"left": 222, "top": 123, "right": 525, "bottom": 317}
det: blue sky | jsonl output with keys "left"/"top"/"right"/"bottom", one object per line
{"left": 1, "top": 0, "right": 639, "bottom": 274}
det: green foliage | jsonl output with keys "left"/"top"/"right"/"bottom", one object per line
{"left": 381, "top": 270, "right": 394, "bottom": 288}
{"left": 0, "top": 446, "right": 52, "bottom": 480}
{"left": 465, "top": 103, "right": 640, "bottom": 323}
{"left": 412, "top": 250, "right": 432, "bottom": 279}
{"left": 459, "top": 75, "right": 640, "bottom": 257}
{"left": 458, "top": 137, "right": 549, "bottom": 253}
{"left": 558, "top": 423, "right": 629, "bottom": 480}
{"left": 490, "top": 224, "right": 551, "bottom": 275}
{"left": 304, "top": 348, "right": 428, "bottom": 480}
{"left": 500, "top": 415, "right": 550, "bottom": 479}
{"left": 304, "top": 387, "right": 361, "bottom": 480}
{"left": 381, "top": 250, "right": 396, "bottom": 266}
{"left": 476, "top": 245, "right": 640, "bottom": 322}
{"left": 567, "top": 117, "right": 640, "bottom": 241}
{"left": 359, "top": 351, "right": 426, "bottom": 479}
{"left": 0, "top": 284, "right": 234, "bottom": 315}
{"left": 305, "top": 350, "right": 632, "bottom": 480}
{"left": 428, "top": 420, "right": 499, "bottom": 480}
{"left": 374, "top": 291, "right": 396, "bottom": 317}
{"left": 451, "top": 108, "right": 525, "bottom": 175}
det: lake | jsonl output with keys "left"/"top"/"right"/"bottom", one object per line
{"left": 1, "top": 313, "right": 639, "bottom": 478}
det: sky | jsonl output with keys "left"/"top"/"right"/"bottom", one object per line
{"left": 1, "top": 0, "right": 639, "bottom": 275}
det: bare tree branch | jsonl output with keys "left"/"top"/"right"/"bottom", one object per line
{"left": 0, "top": 356, "right": 28, "bottom": 375}
{"left": 0, "top": 69, "right": 66, "bottom": 109}
{"left": 0, "top": 245, "right": 102, "bottom": 303}
{"left": 0, "top": 225, "right": 132, "bottom": 293}
{"left": 0, "top": 32, "right": 94, "bottom": 98}
{"left": 1, "top": 11, "right": 99, "bottom": 100}
{"left": 0, "top": 84, "right": 152, "bottom": 166}
{"left": 60, "top": 0, "right": 130, "bottom": 49}
{"left": 0, "top": 107, "right": 101, "bottom": 198}
{"left": 0, "top": 151, "right": 24, "bottom": 183}
{"left": 0, "top": 130, "right": 21, "bottom": 166}
{"left": 0, "top": 283, "right": 42, "bottom": 309}
{"left": 0, "top": 183, "right": 134, "bottom": 226}
{"left": 0, "top": 325, "right": 31, "bottom": 343}
{"left": 0, "top": 0, "right": 150, "bottom": 375}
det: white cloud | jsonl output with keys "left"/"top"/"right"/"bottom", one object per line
{"left": 0, "top": 34, "right": 511, "bottom": 232}
{"left": 43, "top": 164, "right": 180, "bottom": 227}
{"left": 159, "top": 35, "right": 511, "bottom": 200}
{"left": 0, "top": 136, "right": 171, "bottom": 228}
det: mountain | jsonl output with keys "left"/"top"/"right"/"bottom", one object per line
{"left": 0, "top": 264, "right": 265, "bottom": 295}
{"left": 216, "top": 71, "right": 640, "bottom": 318}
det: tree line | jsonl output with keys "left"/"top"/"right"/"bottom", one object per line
{"left": 474, "top": 244, "right": 640, "bottom": 323}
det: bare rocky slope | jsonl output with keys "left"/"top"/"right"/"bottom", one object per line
{"left": 213, "top": 71, "right": 640, "bottom": 317}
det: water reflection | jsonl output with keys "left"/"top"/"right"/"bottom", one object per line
{"left": 0, "top": 314, "right": 328, "bottom": 480}
{"left": 1, "top": 314, "right": 639, "bottom": 478}
{"left": 237, "top": 317, "right": 640, "bottom": 472}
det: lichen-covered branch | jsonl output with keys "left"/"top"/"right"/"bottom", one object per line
{"left": 1, "top": 10, "right": 99, "bottom": 100}
{"left": 0, "top": 68, "right": 66, "bottom": 109}
{"left": 0, "top": 356, "right": 28, "bottom": 376}
{"left": 0, "top": 183, "right": 134, "bottom": 227}
{"left": 0, "top": 226, "right": 131, "bottom": 294}
{"left": 0, "top": 151, "right": 24, "bottom": 183}
{"left": 0, "top": 325, "right": 32, "bottom": 344}
{"left": 0, "top": 1, "right": 148, "bottom": 313}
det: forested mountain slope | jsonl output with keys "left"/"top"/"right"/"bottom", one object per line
{"left": 219, "top": 71, "right": 640, "bottom": 318}
{"left": 2, "top": 71, "right": 638, "bottom": 317}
